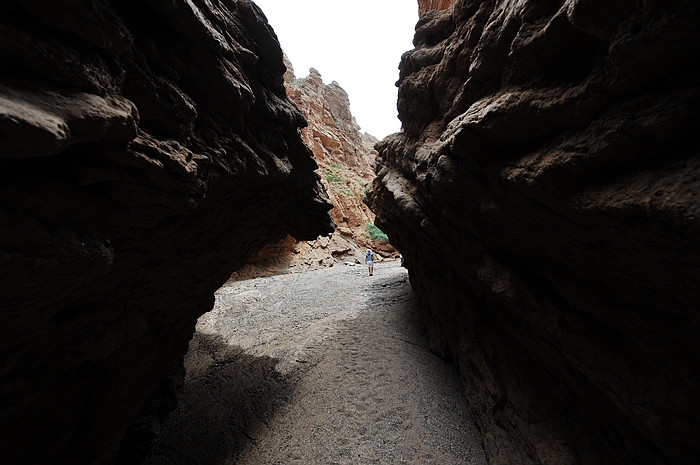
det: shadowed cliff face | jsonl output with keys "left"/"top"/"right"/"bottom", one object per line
{"left": 0, "top": 1, "right": 333, "bottom": 464}
{"left": 368, "top": 1, "right": 700, "bottom": 464}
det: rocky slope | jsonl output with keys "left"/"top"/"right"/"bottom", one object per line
{"left": 0, "top": 1, "right": 333, "bottom": 464}
{"left": 286, "top": 66, "right": 396, "bottom": 257}
{"left": 368, "top": 1, "right": 700, "bottom": 464}
{"left": 232, "top": 61, "right": 393, "bottom": 277}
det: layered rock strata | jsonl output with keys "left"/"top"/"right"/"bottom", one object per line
{"left": 0, "top": 1, "right": 333, "bottom": 464}
{"left": 233, "top": 62, "right": 392, "bottom": 277}
{"left": 368, "top": 1, "right": 700, "bottom": 464}
{"left": 286, "top": 67, "right": 390, "bottom": 255}
{"left": 418, "top": 0, "right": 457, "bottom": 17}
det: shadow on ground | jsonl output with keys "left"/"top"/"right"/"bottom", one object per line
{"left": 142, "top": 333, "right": 292, "bottom": 465}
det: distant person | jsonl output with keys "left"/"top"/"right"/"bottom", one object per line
{"left": 399, "top": 253, "right": 405, "bottom": 267}
{"left": 365, "top": 248, "right": 375, "bottom": 276}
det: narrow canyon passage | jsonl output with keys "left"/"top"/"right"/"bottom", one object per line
{"left": 144, "top": 261, "right": 487, "bottom": 464}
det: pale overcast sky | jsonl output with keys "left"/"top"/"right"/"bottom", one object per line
{"left": 253, "top": 0, "right": 418, "bottom": 139}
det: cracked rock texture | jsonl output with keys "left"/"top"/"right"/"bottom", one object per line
{"left": 0, "top": 1, "right": 333, "bottom": 464}
{"left": 368, "top": 0, "right": 700, "bottom": 464}
{"left": 419, "top": 0, "right": 457, "bottom": 17}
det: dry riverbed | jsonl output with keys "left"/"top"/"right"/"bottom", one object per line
{"left": 144, "top": 260, "right": 487, "bottom": 464}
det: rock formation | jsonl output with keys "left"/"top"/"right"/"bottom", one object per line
{"left": 368, "top": 1, "right": 700, "bottom": 464}
{"left": 0, "top": 1, "right": 333, "bottom": 464}
{"left": 418, "top": 0, "right": 456, "bottom": 17}
{"left": 286, "top": 66, "right": 393, "bottom": 257}
{"left": 232, "top": 61, "right": 393, "bottom": 277}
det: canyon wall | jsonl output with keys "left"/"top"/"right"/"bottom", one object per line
{"left": 0, "top": 1, "right": 333, "bottom": 464}
{"left": 418, "top": 0, "right": 456, "bottom": 17}
{"left": 286, "top": 66, "right": 394, "bottom": 257}
{"left": 368, "top": 1, "right": 699, "bottom": 464}
{"left": 232, "top": 61, "right": 393, "bottom": 278}
{"left": 287, "top": 67, "right": 376, "bottom": 237}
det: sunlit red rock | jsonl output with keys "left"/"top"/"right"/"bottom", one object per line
{"left": 286, "top": 67, "right": 378, "bottom": 248}
{"left": 418, "top": 0, "right": 456, "bottom": 16}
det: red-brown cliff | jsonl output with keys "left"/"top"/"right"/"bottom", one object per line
{"left": 286, "top": 67, "right": 383, "bottom": 251}
{"left": 232, "top": 61, "right": 392, "bottom": 277}
{"left": 418, "top": 0, "right": 456, "bottom": 16}
{"left": 368, "top": 1, "right": 700, "bottom": 464}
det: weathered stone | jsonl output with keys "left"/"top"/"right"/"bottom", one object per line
{"left": 418, "top": 0, "right": 457, "bottom": 17}
{"left": 233, "top": 60, "right": 392, "bottom": 277}
{"left": 0, "top": 1, "right": 333, "bottom": 464}
{"left": 286, "top": 67, "right": 379, "bottom": 250}
{"left": 368, "top": 1, "right": 700, "bottom": 464}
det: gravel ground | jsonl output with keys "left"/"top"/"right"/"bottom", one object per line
{"left": 144, "top": 260, "right": 487, "bottom": 465}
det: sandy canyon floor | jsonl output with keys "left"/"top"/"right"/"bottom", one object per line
{"left": 144, "top": 260, "right": 487, "bottom": 464}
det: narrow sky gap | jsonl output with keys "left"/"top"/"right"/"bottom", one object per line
{"left": 253, "top": 0, "right": 418, "bottom": 139}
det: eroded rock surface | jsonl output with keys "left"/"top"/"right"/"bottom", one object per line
{"left": 232, "top": 61, "right": 393, "bottom": 278}
{"left": 286, "top": 66, "right": 392, "bottom": 256}
{"left": 368, "top": 1, "right": 700, "bottom": 464}
{"left": 418, "top": 0, "right": 456, "bottom": 17}
{"left": 0, "top": 1, "right": 333, "bottom": 464}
